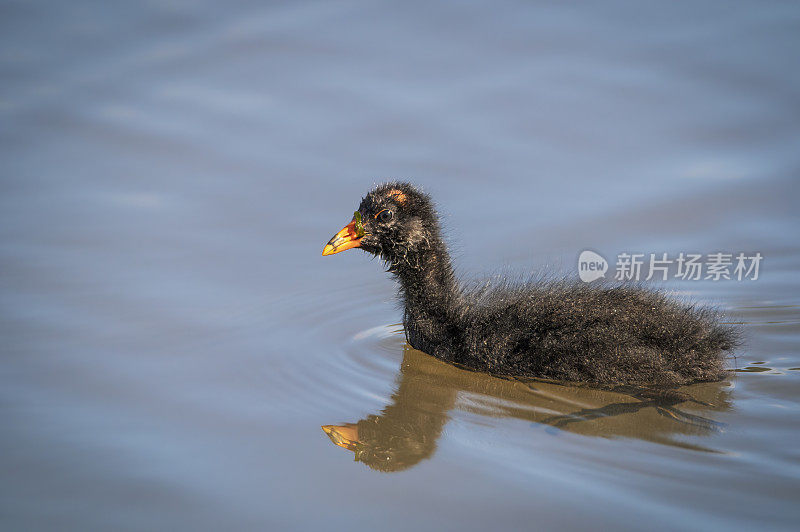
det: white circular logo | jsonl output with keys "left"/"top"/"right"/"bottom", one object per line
{"left": 578, "top": 250, "right": 608, "bottom": 282}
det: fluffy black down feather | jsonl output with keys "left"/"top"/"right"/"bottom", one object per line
{"left": 409, "top": 278, "right": 738, "bottom": 385}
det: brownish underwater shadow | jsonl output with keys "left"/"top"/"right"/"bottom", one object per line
{"left": 322, "top": 344, "right": 733, "bottom": 472}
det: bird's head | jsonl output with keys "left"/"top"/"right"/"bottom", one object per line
{"left": 322, "top": 182, "right": 440, "bottom": 270}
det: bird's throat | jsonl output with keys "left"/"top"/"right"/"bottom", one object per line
{"left": 393, "top": 246, "right": 459, "bottom": 345}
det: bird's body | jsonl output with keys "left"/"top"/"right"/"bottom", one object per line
{"left": 405, "top": 277, "right": 733, "bottom": 385}
{"left": 323, "top": 182, "right": 738, "bottom": 385}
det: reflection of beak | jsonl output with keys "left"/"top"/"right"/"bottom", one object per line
{"left": 321, "top": 423, "right": 360, "bottom": 451}
{"left": 322, "top": 219, "right": 362, "bottom": 256}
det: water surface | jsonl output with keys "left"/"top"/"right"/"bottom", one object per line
{"left": 1, "top": 1, "right": 799, "bottom": 530}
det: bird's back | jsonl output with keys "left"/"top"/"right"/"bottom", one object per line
{"left": 410, "top": 279, "right": 739, "bottom": 385}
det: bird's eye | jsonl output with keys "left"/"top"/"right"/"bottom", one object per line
{"left": 377, "top": 209, "right": 394, "bottom": 223}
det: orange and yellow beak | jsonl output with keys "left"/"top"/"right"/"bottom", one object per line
{"left": 322, "top": 217, "right": 362, "bottom": 256}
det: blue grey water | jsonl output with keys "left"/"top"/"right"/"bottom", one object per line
{"left": 1, "top": 1, "right": 799, "bottom": 530}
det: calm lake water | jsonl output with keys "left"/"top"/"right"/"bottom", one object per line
{"left": 2, "top": 1, "right": 799, "bottom": 530}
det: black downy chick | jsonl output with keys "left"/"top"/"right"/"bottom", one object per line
{"left": 322, "top": 182, "right": 739, "bottom": 385}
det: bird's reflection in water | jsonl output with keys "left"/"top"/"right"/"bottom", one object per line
{"left": 322, "top": 344, "right": 733, "bottom": 472}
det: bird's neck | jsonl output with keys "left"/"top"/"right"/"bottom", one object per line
{"left": 393, "top": 243, "right": 458, "bottom": 316}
